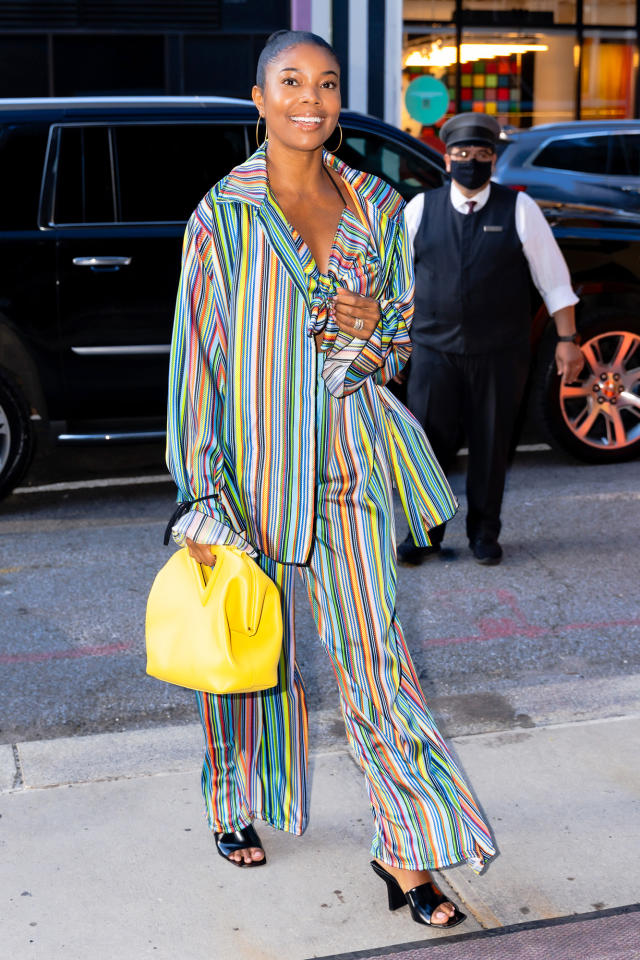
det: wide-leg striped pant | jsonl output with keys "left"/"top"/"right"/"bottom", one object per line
{"left": 195, "top": 373, "right": 496, "bottom": 872}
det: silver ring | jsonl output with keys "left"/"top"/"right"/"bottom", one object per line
{"left": 353, "top": 317, "right": 364, "bottom": 331}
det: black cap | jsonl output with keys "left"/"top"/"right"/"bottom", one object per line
{"left": 440, "top": 112, "right": 501, "bottom": 150}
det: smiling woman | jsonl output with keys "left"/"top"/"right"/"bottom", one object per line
{"left": 164, "top": 28, "right": 496, "bottom": 928}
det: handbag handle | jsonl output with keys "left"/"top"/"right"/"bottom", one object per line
{"left": 163, "top": 493, "right": 219, "bottom": 546}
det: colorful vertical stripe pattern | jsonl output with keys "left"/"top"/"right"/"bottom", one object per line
{"left": 289, "top": 200, "right": 457, "bottom": 545}
{"left": 377, "top": 386, "right": 457, "bottom": 547}
{"left": 196, "top": 557, "right": 309, "bottom": 837}
{"left": 166, "top": 145, "right": 439, "bottom": 566}
{"left": 196, "top": 358, "right": 495, "bottom": 872}
{"left": 306, "top": 362, "right": 494, "bottom": 870}
{"left": 168, "top": 146, "right": 492, "bottom": 871}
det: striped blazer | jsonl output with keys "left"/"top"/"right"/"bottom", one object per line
{"left": 167, "top": 145, "right": 456, "bottom": 564}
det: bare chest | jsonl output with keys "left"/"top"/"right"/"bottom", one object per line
{"left": 279, "top": 196, "right": 345, "bottom": 276}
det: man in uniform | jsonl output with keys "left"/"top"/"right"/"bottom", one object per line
{"left": 399, "top": 112, "right": 583, "bottom": 565}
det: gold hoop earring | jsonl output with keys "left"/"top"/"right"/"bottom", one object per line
{"left": 255, "top": 115, "right": 267, "bottom": 149}
{"left": 325, "top": 122, "right": 342, "bottom": 153}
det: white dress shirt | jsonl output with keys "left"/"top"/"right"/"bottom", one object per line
{"left": 404, "top": 182, "right": 578, "bottom": 317}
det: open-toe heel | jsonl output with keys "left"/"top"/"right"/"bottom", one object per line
{"left": 370, "top": 859, "right": 407, "bottom": 911}
{"left": 214, "top": 824, "right": 266, "bottom": 867}
{"left": 370, "top": 860, "right": 467, "bottom": 928}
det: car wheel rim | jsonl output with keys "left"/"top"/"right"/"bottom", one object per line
{"left": 560, "top": 330, "right": 640, "bottom": 450}
{"left": 0, "top": 402, "right": 11, "bottom": 473}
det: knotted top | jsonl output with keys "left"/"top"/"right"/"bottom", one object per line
{"left": 289, "top": 202, "right": 380, "bottom": 354}
{"left": 308, "top": 269, "right": 339, "bottom": 348}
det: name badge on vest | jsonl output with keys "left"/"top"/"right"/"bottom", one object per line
{"left": 483, "top": 225, "right": 503, "bottom": 233}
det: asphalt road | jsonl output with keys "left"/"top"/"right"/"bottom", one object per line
{"left": 1, "top": 447, "right": 638, "bottom": 747}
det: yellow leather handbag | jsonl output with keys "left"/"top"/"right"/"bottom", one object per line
{"left": 145, "top": 545, "right": 283, "bottom": 695}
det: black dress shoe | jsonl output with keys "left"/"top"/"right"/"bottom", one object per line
{"left": 471, "top": 540, "right": 503, "bottom": 565}
{"left": 214, "top": 824, "right": 266, "bottom": 867}
{"left": 370, "top": 861, "right": 466, "bottom": 928}
{"left": 397, "top": 534, "right": 441, "bottom": 566}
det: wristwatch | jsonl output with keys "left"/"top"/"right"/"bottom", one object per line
{"left": 557, "top": 333, "right": 580, "bottom": 344}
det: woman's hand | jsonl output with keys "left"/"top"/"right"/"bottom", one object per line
{"left": 331, "top": 287, "right": 380, "bottom": 341}
{"left": 185, "top": 537, "right": 217, "bottom": 566}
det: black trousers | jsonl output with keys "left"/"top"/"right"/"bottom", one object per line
{"left": 406, "top": 342, "right": 530, "bottom": 545}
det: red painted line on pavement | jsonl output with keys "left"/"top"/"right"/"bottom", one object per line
{"left": 422, "top": 587, "right": 640, "bottom": 648}
{"left": 563, "top": 618, "right": 640, "bottom": 631}
{"left": 423, "top": 617, "right": 640, "bottom": 649}
{"left": 0, "top": 642, "right": 132, "bottom": 664}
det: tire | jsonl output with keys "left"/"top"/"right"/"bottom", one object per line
{"left": 0, "top": 370, "right": 34, "bottom": 499}
{"left": 535, "top": 312, "right": 640, "bottom": 463}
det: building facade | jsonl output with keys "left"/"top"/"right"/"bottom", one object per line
{"left": 1, "top": 1, "right": 638, "bottom": 131}
{"left": 0, "top": 1, "right": 291, "bottom": 101}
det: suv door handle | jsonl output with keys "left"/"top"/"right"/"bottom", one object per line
{"left": 72, "top": 256, "right": 132, "bottom": 268}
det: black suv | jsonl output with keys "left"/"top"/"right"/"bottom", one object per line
{"left": 0, "top": 97, "right": 639, "bottom": 500}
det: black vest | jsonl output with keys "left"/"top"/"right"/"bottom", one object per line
{"left": 413, "top": 183, "right": 531, "bottom": 354}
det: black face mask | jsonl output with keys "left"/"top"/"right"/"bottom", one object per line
{"left": 450, "top": 158, "right": 493, "bottom": 191}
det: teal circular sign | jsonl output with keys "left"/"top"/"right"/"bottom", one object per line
{"left": 405, "top": 75, "right": 449, "bottom": 125}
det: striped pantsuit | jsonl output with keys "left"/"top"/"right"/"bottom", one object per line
{"left": 195, "top": 368, "right": 495, "bottom": 872}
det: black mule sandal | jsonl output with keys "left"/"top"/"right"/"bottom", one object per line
{"left": 214, "top": 825, "right": 266, "bottom": 868}
{"left": 370, "top": 860, "right": 466, "bottom": 928}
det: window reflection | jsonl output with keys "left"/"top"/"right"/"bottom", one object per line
{"left": 581, "top": 33, "right": 637, "bottom": 119}
{"left": 337, "top": 128, "right": 445, "bottom": 200}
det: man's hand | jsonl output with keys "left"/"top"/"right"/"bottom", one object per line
{"left": 185, "top": 537, "right": 217, "bottom": 566}
{"left": 331, "top": 287, "right": 380, "bottom": 340}
{"left": 555, "top": 341, "right": 583, "bottom": 382}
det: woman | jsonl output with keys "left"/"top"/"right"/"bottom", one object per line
{"left": 166, "top": 30, "right": 495, "bottom": 928}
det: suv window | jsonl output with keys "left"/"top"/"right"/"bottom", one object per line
{"left": 0, "top": 123, "right": 49, "bottom": 229}
{"left": 337, "top": 128, "right": 444, "bottom": 200}
{"left": 113, "top": 123, "right": 248, "bottom": 222}
{"left": 54, "top": 126, "right": 115, "bottom": 224}
{"left": 533, "top": 134, "right": 614, "bottom": 176}
{"left": 616, "top": 133, "right": 640, "bottom": 177}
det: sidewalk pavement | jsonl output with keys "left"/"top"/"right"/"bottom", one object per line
{"left": 1, "top": 712, "right": 639, "bottom": 960}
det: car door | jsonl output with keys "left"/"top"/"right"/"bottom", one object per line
{"left": 0, "top": 120, "right": 58, "bottom": 416}
{"left": 606, "top": 132, "right": 640, "bottom": 209}
{"left": 52, "top": 120, "right": 249, "bottom": 430}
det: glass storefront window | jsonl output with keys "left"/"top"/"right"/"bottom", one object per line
{"left": 461, "top": 32, "right": 576, "bottom": 126}
{"left": 583, "top": 1, "right": 637, "bottom": 27}
{"left": 581, "top": 32, "right": 637, "bottom": 119}
{"left": 528, "top": 32, "right": 577, "bottom": 125}
{"left": 402, "top": 1, "right": 638, "bottom": 127}
{"left": 403, "top": 30, "right": 576, "bottom": 133}
{"left": 403, "top": 31, "right": 453, "bottom": 145}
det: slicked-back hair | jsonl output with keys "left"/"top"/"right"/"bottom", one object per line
{"left": 256, "top": 30, "right": 339, "bottom": 88}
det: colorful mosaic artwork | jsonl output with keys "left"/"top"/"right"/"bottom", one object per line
{"left": 446, "top": 57, "right": 522, "bottom": 115}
